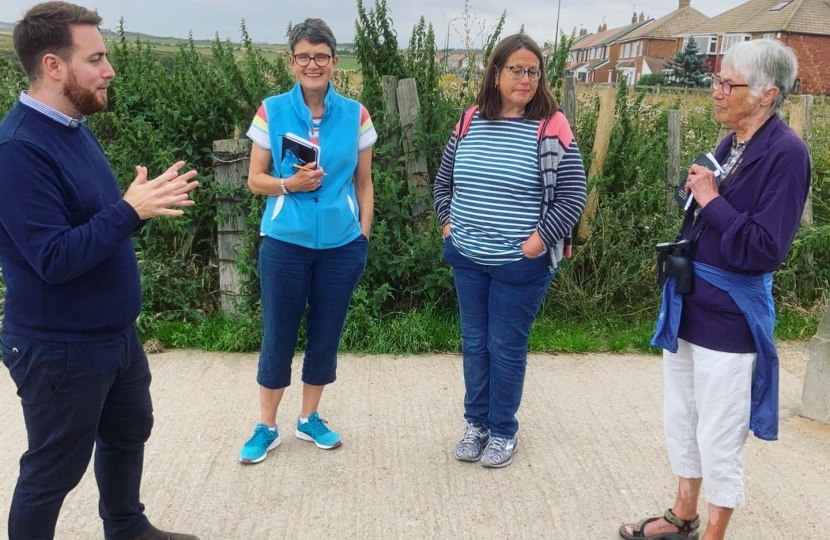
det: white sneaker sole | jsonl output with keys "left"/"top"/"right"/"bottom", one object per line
{"left": 295, "top": 430, "right": 342, "bottom": 449}
{"left": 239, "top": 435, "right": 282, "bottom": 464}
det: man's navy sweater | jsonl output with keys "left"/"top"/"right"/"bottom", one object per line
{"left": 0, "top": 102, "right": 142, "bottom": 341}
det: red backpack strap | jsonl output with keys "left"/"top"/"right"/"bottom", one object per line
{"left": 453, "top": 105, "right": 479, "bottom": 138}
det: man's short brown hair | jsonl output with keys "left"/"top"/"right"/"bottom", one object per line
{"left": 13, "top": 1, "right": 102, "bottom": 82}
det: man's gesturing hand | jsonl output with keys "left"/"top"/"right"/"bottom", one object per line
{"left": 124, "top": 161, "right": 199, "bottom": 219}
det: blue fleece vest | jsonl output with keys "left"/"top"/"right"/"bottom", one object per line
{"left": 261, "top": 82, "right": 362, "bottom": 249}
{"left": 652, "top": 262, "right": 779, "bottom": 441}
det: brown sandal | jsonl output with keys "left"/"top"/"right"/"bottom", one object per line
{"left": 619, "top": 509, "right": 700, "bottom": 539}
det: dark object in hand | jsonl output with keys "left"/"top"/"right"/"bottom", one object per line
{"left": 656, "top": 239, "right": 695, "bottom": 294}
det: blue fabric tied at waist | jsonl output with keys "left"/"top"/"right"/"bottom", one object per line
{"left": 652, "top": 261, "right": 778, "bottom": 441}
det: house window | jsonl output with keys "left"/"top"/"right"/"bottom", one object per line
{"left": 623, "top": 43, "right": 631, "bottom": 58}
{"left": 763, "top": 33, "right": 776, "bottom": 40}
{"left": 769, "top": 1, "right": 792, "bottom": 11}
{"left": 720, "top": 34, "right": 751, "bottom": 54}
{"left": 685, "top": 35, "right": 716, "bottom": 55}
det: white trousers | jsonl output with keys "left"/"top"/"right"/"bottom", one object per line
{"left": 663, "top": 338, "right": 757, "bottom": 508}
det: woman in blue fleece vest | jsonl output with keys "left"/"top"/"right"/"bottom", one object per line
{"left": 621, "top": 40, "right": 810, "bottom": 540}
{"left": 238, "top": 18, "right": 377, "bottom": 464}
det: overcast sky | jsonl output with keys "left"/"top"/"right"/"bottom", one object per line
{"left": 1, "top": 0, "right": 748, "bottom": 48}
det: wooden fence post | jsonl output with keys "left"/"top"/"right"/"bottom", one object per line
{"left": 788, "top": 95, "right": 814, "bottom": 226}
{"left": 576, "top": 86, "right": 616, "bottom": 243}
{"left": 563, "top": 76, "right": 577, "bottom": 125}
{"left": 667, "top": 110, "right": 682, "bottom": 218}
{"left": 382, "top": 75, "right": 400, "bottom": 150}
{"left": 396, "top": 78, "right": 430, "bottom": 220}
{"left": 212, "top": 139, "right": 251, "bottom": 315}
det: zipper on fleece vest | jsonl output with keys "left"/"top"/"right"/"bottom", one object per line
{"left": 314, "top": 195, "right": 321, "bottom": 249}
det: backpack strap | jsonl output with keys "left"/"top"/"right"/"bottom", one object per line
{"left": 454, "top": 105, "right": 479, "bottom": 139}
{"left": 448, "top": 105, "right": 479, "bottom": 198}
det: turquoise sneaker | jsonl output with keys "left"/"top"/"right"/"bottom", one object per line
{"left": 295, "top": 412, "right": 342, "bottom": 449}
{"left": 239, "top": 423, "right": 281, "bottom": 464}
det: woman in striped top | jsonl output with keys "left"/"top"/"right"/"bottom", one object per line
{"left": 433, "top": 34, "right": 587, "bottom": 468}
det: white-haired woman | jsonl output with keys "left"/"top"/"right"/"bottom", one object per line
{"left": 621, "top": 39, "right": 810, "bottom": 540}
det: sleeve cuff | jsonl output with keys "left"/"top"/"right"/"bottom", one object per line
{"left": 114, "top": 199, "right": 142, "bottom": 230}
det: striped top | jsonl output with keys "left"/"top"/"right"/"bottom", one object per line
{"left": 247, "top": 102, "right": 377, "bottom": 152}
{"left": 434, "top": 110, "right": 587, "bottom": 268}
{"left": 451, "top": 114, "right": 543, "bottom": 264}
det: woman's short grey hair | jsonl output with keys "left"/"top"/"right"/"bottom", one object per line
{"left": 289, "top": 18, "right": 337, "bottom": 57}
{"left": 722, "top": 39, "right": 798, "bottom": 113}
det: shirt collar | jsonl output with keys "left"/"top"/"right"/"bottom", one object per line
{"left": 19, "top": 91, "right": 86, "bottom": 128}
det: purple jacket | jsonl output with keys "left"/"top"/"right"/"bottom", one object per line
{"left": 677, "top": 115, "right": 811, "bottom": 352}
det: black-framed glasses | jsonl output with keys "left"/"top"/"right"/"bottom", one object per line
{"left": 502, "top": 65, "right": 542, "bottom": 82}
{"left": 293, "top": 54, "right": 332, "bottom": 67}
{"left": 712, "top": 74, "right": 749, "bottom": 96}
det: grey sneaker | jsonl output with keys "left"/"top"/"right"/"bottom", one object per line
{"left": 454, "top": 421, "right": 491, "bottom": 462}
{"left": 481, "top": 436, "right": 518, "bottom": 468}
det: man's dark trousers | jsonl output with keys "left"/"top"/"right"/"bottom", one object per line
{"left": 1, "top": 327, "right": 154, "bottom": 540}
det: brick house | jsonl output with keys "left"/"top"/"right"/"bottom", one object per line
{"left": 563, "top": 30, "right": 593, "bottom": 82}
{"left": 436, "top": 52, "right": 485, "bottom": 75}
{"left": 677, "top": 0, "right": 830, "bottom": 94}
{"left": 568, "top": 18, "right": 652, "bottom": 83}
{"left": 615, "top": 0, "right": 711, "bottom": 84}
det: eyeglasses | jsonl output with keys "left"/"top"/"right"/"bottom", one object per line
{"left": 292, "top": 54, "right": 332, "bottom": 67}
{"left": 502, "top": 65, "right": 542, "bottom": 82}
{"left": 712, "top": 74, "right": 749, "bottom": 96}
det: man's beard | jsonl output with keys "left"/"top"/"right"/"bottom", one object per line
{"left": 61, "top": 69, "right": 107, "bottom": 116}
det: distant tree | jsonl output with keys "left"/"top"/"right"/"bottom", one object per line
{"left": 637, "top": 72, "right": 666, "bottom": 86}
{"left": 667, "top": 39, "right": 707, "bottom": 87}
{"left": 545, "top": 31, "right": 575, "bottom": 102}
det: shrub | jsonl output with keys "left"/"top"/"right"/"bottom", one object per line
{"left": 637, "top": 73, "right": 666, "bottom": 86}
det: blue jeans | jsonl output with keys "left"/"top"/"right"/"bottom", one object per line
{"left": 1, "top": 328, "right": 153, "bottom": 540}
{"left": 257, "top": 235, "right": 368, "bottom": 389}
{"left": 443, "top": 238, "right": 554, "bottom": 438}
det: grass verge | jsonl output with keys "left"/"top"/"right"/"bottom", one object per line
{"left": 142, "top": 304, "right": 819, "bottom": 355}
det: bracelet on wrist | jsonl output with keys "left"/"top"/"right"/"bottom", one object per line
{"left": 280, "top": 177, "right": 291, "bottom": 195}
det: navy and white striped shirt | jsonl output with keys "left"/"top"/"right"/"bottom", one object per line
{"left": 451, "top": 114, "right": 542, "bottom": 264}
{"left": 434, "top": 110, "right": 587, "bottom": 268}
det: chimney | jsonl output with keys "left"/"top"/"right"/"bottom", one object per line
{"left": 679, "top": 0, "right": 691, "bottom": 8}
{"left": 602, "top": 23, "right": 607, "bottom": 32}
{"left": 632, "top": 12, "right": 637, "bottom": 24}
{"left": 639, "top": 12, "right": 645, "bottom": 22}
{"left": 580, "top": 28, "right": 588, "bottom": 37}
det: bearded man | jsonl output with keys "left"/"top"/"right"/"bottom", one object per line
{"left": 0, "top": 3, "right": 200, "bottom": 539}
